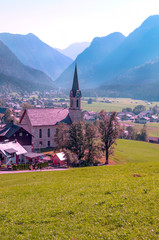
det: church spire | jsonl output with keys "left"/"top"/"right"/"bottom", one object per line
{"left": 71, "top": 63, "right": 79, "bottom": 97}
{"left": 69, "top": 63, "right": 82, "bottom": 122}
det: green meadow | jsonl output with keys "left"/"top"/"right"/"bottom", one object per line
{"left": 81, "top": 97, "right": 159, "bottom": 112}
{"left": 123, "top": 122, "right": 159, "bottom": 137}
{"left": 0, "top": 139, "right": 159, "bottom": 239}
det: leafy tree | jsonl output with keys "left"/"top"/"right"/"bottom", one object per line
{"left": 99, "top": 111, "right": 120, "bottom": 164}
{"left": 87, "top": 98, "right": 93, "bottom": 104}
{"left": 126, "top": 126, "right": 137, "bottom": 140}
{"left": 54, "top": 122, "right": 69, "bottom": 151}
{"left": 22, "top": 103, "right": 33, "bottom": 111}
{"left": 122, "top": 107, "right": 132, "bottom": 113}
{"left": 133, "top": 105, "right": 146, "bottom": 115}
{"left": 68, "top": 121, "right": 86, "bottom": 160}
{"left": 85, "top": 122, "right": 101, "bottom": 165}
{"left": 136, "top": 125, "right": 148, "bottom": 142}
{"left": 63, "top": 149, "right": 78, "bottom": 166}
{"left": 151, "top": 104, "right": 159, "bottom": 114}
{"left": 3, "top": 109, "right": 13, "bottom": 124}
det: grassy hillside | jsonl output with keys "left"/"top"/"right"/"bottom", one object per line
{"left": 0, "top": 140, "right": 159, "bottom": 239}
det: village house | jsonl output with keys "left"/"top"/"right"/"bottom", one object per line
{"left": 19, "top": 64, "right": 82, "bottom": 149}
{"left": 0, "top": 140, "right": 27, "bottom": 168}
{"left": 52, "top": 152, "right": 67, "bottom": 166}
{"left": 0, "top": 121, "right": 32, "bottom": 152}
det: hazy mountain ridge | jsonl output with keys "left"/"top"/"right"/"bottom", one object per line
{"left": 56, "top": 32, "right": 126, "bottom": 88}
{"left": 57, "top": 42, "right": 90, "bottom": 60}
{"left": 0, "top": 40, "right": 55, "bottom": 92}
{"left": 0, "top": 33, "right": 73, "bottom": 80}
{"left": 56, "top": 15, "right": 159, "bottom": 100}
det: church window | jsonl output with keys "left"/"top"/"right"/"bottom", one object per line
{"left": 48, "top": 141, "right": 50, "bottom": 147}
{"left": 39, "top": 129, "right": 42, "bottom": 138}
{"left": 71, "top": 99, "right": 73, "bottom": 107}
{"left": 76, "top": 99, "right": 79, "bottom": 108}
{"left": 48, "top": 128, "right": 50, "bottom": 137}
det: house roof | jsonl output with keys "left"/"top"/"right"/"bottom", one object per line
{"left": 24, "top": 152, "right": 44, "bottom": 159}
{"left": 0, "top": 121, "right": 32, "bottom": 138}
{"left": 0, "top": 141, "right": 27, "bottom": 156}
{"left": 5, "top": 148, "right": 17, "bottom": 154}
{"left": 20, "top": 108, "right": 72, "bottom": 126}
{"left": 56, "top": 152, "right": 67, "bottom": 161}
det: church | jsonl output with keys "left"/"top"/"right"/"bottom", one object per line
{"left": 19, "top": 64, "right": 82, "bottom": 149}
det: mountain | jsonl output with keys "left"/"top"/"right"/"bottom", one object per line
{"left": 95, "top": 15, "right": 159, "bottom": 86}
{"left": 0, "top": 40, "right": 54, "bottom": 93}
{"left": 57, "top": 42, "right": 90, "bottom": 60}
{"left": 96, "top": 58, "right": 159, "bottom": 101}
{"left": 0, "top": 33, "right": 73, "bottom": 80}
{"left": 56, "top": 15, "right": 159, "bottom": 100}
{"left": 56, "top": 32, "right": 125, "bottom": 88}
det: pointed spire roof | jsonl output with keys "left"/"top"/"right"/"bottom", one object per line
{"left": 71, "top": 63, "right": 80, "bottom": 97}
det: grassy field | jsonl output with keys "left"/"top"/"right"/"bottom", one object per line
{"left": 81, "top": 97, "right": 159, "bottom": 112}
{"left": 122, "top": 122, "right": 159, "bottom": 137}
{"left": 0, "top": 139, "right": 159, "bottom": 240}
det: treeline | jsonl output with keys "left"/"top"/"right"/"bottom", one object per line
{"left": 120, "top": 125, "right": 148, "bottom": 142}
{"left": 55, "top": 111, "right": 120, "bottom": 166}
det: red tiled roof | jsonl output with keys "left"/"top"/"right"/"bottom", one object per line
{"left": 24, "top": 108, "right": 71, "bottom": 126}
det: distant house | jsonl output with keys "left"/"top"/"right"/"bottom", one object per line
{"left": 0, "top": 140, "right": 27, "bottom": 167}
{"left": 0, "top": 121, "right": 32, "bottom": 152}
{"left": 135, "top": 117, "right": 150, "bottom": 124}
{"left": 52, "top": 152, "right": 67, "bottom": 166}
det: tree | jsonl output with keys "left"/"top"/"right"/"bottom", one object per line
{"left": 85, "top": 122, "right": 101, "bottom": 165}
{"left": 133, "top": 105, "right": 146, "bottom": 115}
{"left": 122, "top": 107, "right": 132, "bottom": 113}
{"left": 87, "top": 98, "right": 93, "bottom": 104}
{"left": 68, "top": 121, "right": 86, "bottom": 160}
{"left": 63, "top": 149, "right": 78, "bottom": 166}
{"left": 136, "top": 125, "right": 148, "bottom": 142}
{"left": 126, "top": 126, "right": 137, "bottom": 140}
{"left": 3, "top": 109, "right": 13, "bottom": 124}
{"left": 99, "top": 111, "right": 120, "bottom": 165}
{"left": 54, "top": 122, "right": 69, "bottom": 151}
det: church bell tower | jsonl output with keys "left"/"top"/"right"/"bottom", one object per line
{"left": 69, "top": 64, "right": 82, "bottom": 122}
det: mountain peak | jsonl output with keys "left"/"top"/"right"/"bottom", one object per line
{"left": 140, "top": 15, "right": 159, "bottom": 29}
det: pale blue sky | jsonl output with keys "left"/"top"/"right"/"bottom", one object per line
{"left": 0, "top": 0, "right": 159, "bottom": 48}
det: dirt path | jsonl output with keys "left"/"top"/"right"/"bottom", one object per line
{"left": 0, "top": 168, "right": 68, "bottom": 174}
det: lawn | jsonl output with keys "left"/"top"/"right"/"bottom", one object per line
{"left": 0, "top": 139, "right": 159, "bottom": 239}
{"left": 81, "top": 97, "right": 159, "bottom": 112}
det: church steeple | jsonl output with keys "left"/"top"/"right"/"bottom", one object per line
{"left": 72, "top": 63, "right": 79, "bottom": 97}
{"left": 69, "top": 64, "right": 82, "bottom": 122}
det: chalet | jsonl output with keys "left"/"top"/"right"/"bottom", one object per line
{"left": 0, "top": 121, "right": 32, "bottom": 152}
{"left": 0, "top": 140, "right": 27, "bottom": 167}
{"left": 19, "top": 64, "right": 82, "bottom": 149}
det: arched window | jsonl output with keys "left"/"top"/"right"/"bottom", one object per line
{"left": 71, "top": 99, "right": 73, "bottom": 108}
{"left": 39, "top": 129, "right": 42, "bottom": 138}
{"left": 76, "top": 99, "right": 79, "bottom": 108}
{"left": 48, "top": 128, "right": 50, "bottom": 138}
